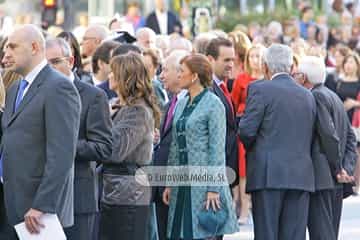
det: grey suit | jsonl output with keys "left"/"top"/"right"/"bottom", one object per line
{"left": 308, "top": 84, "right": 358, "bottom": 240}
{"left": 65, "top": 76, "right": 112, "bottom": 240}
{"left": 1, "top": 65, "right": 81, "bottom": 229}
{"left": 239, "top": 73, "right": 316, "bottom": 240}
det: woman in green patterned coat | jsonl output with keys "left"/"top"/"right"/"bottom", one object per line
{"left": 162, "top": 54, "right": 238, "bottom": 239}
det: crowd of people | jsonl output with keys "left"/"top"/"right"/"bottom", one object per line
{"left": 0, "top": 0, "right": 359, "bottom": 240}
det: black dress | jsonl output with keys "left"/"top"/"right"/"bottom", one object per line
{"left": 335, "top": 79, "right": 360, "bottom": 121}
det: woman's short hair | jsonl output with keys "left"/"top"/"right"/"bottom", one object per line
{"left": 180, "top": 54, "right": 213, "bottom": 88}
{"left": 110, "top": 52, "right": 161, "bottom": 127}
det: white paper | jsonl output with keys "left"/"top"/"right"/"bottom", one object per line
{"left": 14, "top": 214, "right": 66, "bottom": 240}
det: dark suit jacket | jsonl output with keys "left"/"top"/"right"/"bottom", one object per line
{"left": 153, "top": 102, "right": 173, "bottom": 199}
{"left": 1, "top": 65, "right": 81, "bottom": 227}
{"left": 97, "top": 80, "right": 117, "bottom": 100}
{"left": 311, "top": 84, "right": 357, "bottom": 190}
{"left": 145, "top": 11, "right": 182, "bottom": 35}
{"left": 212, "top": 82, "right": 239, "bottom": 187}
{"left": 239, "top": 73, "right": 316, "bottom": 192}
{"left": 73, "top": 76, "right": 112, "bottom": 214}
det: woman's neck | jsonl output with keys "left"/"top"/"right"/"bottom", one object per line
{"left": 251, "top": 69, "right": 264, "bottom": 79}
{"left": 343, "top": 73, "right": 358, "bottom": 82}
{"left": 188, "top": 84, "right": 204, "bottom": 103}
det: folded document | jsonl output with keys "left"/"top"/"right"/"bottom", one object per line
{"left": 14, "top": 214, "right": 66, "bottom": 240}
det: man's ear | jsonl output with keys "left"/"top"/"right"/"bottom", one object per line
{"left": 68, "top": 56, "right": 75, "bottom": 69}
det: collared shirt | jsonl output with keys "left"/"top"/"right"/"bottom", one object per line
{"left": 270, "top": 72, "right": 290, "bottom": 81}
{"left": 176, "top": 90, "right": 187, "bottom": 106}
{"left": 23, "top": 59, "right": 47, "bottom": 96}
{"left": 213, "top": 74, "right": 223, "bottom": 86}
{"left": 155, "top": 9, "right": 168, "bottom": 35}
{"left": 69, "top": 71, "right": 75, "bottom": 83}
{"left": 92, "top": 76, "right": 104, "bottom": 86}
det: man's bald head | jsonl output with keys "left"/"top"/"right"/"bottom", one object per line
{"left": 2, "top": 24, "right": 46, "bottom": 76}
{"left": 81, "top": 25, "right": 109, "bottom": 58}
{"left": 13, "top": 24, "right": 46, "bottom": 53}
{"left": 136, "top": 27, "right": 156, "bottom": 49}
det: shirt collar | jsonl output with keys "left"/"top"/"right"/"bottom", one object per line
{"left": 270, "top": 72, "right": 289, "bottom": 81}
{"left": 156, "top": 9, "right": 166, "bottom": 17}
{"left": 177, "top": 89, "right": 187, "bottom": 99}
{"left": 69, "top": 71, "right": 75, "bottom": 82}
{"left": 213, "top": 74, "right": 223, "bottom": 86}
{"left": 24, "top": 59, "right": 47, "bottom": 84}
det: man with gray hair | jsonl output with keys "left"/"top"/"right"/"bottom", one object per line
{"left": 238, "top": 44, "right": 317, "bottom": 240}
{"left": 45, "top": 38, "right": 112, "bottom": 240}
{"left": 295, "top": 56, "right": 357, "bottom": 240}
{"left": 136, "top": 27, "right": 156, "bottom": 49}
{"left": 81, "top": 25, "right": 109, "bottom": 58}
{"left": 154, "top": 50, "right": 189, "bottom": 240}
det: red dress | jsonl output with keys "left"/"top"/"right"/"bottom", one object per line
{"left": 231, "top": 73, "right": 256, "bottom": 178}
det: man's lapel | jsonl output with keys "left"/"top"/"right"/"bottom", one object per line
{"left": 6, "top": 65, "right": 50, "bottom": 127}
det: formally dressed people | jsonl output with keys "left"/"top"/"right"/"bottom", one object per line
{"left": 162, "top": 54, "right": 238, "bottom": 240}
{"left": 0, "top": 25, "right": 81, "bottom": 238}
{"left": 231, "top": 44, "right": 265, "bottom": 224}
{"left": 154, "top": 50, "right": 188, "bottom": 240}
{"left": 206, "top": 37, "right": 239, "bottom": 189}
{"left": 239, "top": 44, "right": 316, "bottom": 240}
{"left": 45, "top": 38, "right": 113, "bottom": 240}
{"left": 295, "top": 56, "right": 357, "bottom": 240}
{"left": 145, "top": 0, "right": 182, "bottom": 35}
{"left": 99, "top": 52, "right": 161, "bottom": 240}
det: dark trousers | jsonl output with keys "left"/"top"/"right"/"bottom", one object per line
{"left": 155, "top": 193, "right": 168, "bottom": 240}
{"left": 0, "top": 183, "right": 17, "bottom": 240}
{"left": 99, "top": 203, "right": 150, "bottom": 240}
{"left": 308, "top": 186, "right": 343, "bottom": 240}
{"left": 64, "top": 213, "right": 96, "bottom": 240}
{"left": 251, "top": 189, "right": 310, "bottom": 240}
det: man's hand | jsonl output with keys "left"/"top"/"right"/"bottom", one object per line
{"left": 24, "top": 208, "right": 45, "bottom": 234}
{"left": 336, "top": 169, "right": 355, "bottom": 183}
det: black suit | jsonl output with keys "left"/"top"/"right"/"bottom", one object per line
{"left": 153, "top": 101, "right": 174, "bottom": 240}
{"left": 308, "top": 84, "right": 357, "bottom": 240}
{"left": 212, "top": 82, "right": 239, "bottom": 187}
{"left": 97, "top": 80, "right": 117, "bottom": 100}
{"left": 65, "top": 76, "right": 112, "bottom": 240}
{"left": 239, "top": 73, "right": 316, "bottom": 240}
{"left": 145, "top": 11, "right": 182, "bottom": 35}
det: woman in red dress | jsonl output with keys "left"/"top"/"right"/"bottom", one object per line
{"left": 231, "top": 44, "right": 265, "bottom": 224}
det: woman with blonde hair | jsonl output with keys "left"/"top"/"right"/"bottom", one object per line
{"left": 99, "top": 52, "right": 161, "bottom": 240}
{"left": 228, "top": 30, "right": 252, "bottom": 82}
{"left": 231, "top": 44, "right": 265, "bottom": 224}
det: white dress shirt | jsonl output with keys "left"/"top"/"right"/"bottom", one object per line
{"left": 155, "top": 10, "right": 168, "bottom": 35}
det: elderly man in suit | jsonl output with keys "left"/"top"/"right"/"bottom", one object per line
{"left": 295, "top": 56, "right": 358, "bottom": 240}
{"left": 0, "top": 25, "right": 81, "bottom": 239}
{"left": 154, "top": 50, "right": 188, "bottom": 240}
{"left": 45, "top": 38, "right": 112, "bottom": 240}
{"left": 238, "top": 44, "right": 317, "bottom": 240}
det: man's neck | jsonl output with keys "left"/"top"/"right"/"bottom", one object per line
{"left": 94, "top": 72, "right": 107, "bottom": 82}
{"left": 22, "top": 58, "right": 44, "bottom": 76}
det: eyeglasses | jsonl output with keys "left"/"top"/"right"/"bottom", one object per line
{"left": 48, "top": 57, "right": 69, "bottom": 65}
{"left": 82, "top": 36, "right": 97, "bottom": 42}
{"left": 292, "top": 72, "right": 306, "bottom": 82}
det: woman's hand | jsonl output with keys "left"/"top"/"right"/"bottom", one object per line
{"left": 206, "top": 192, "right": 221, "bottom": 211}
{"left": 163, "top": 187, "right": 171, "bottom": 205}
